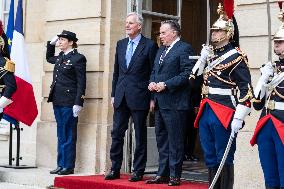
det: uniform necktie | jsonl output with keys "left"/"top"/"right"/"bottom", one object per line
{"left": 126, "top": 41, "right": 134, "bottom": 67}
{"left": 159, "top": 46, "right": 169, "bottom": 65}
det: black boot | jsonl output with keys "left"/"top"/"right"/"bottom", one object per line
{"left": 220, "top": 165, "right": 234, "bottom": 189}
{"left": 208, "top": 167, "right": 220, "bottom": 189}
{"left": 266, "top": 187, "right": 280, "bottom": 189}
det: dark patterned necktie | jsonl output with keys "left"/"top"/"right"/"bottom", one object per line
{"left": 159, "top": 46, "right": 169, "bottom": 65}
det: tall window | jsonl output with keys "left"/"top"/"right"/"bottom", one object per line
{"left": 0, "top": 0, "right": 11, "bottom": 30}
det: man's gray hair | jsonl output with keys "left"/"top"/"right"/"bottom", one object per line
{"left": 127, "top": 12, "right": 144, "bottom": 26}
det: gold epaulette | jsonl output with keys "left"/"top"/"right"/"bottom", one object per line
{"left": 4, "top": 57, "right": 15, "bottom": 73}
{"left": 235, "top": 47, "right": 249, "bottom": 66}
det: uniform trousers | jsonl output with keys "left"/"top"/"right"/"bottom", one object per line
{"left": 257, "top": 119, "right": 284, "bottom": 188}
{"left": 53, "top": 105, "right": 78, "bottom": 169}
{"left": 199, "top": 104, "right": 236, "bottom": 168}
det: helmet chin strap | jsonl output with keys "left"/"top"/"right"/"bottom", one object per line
{"left": 211, "top": 35, "right": 227, "bottom": 45}
{"left": 211, "top": 33, "right": 233, "bottom": 47}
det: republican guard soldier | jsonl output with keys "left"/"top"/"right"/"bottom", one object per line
{"left": 190, "top": 3, "right": 253, "bottom": 189}
{"left": 251, "top": 2, "right": 284, "bottom": 189}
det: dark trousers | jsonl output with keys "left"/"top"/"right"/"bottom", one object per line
{"left": 155, "top": 108, "right": 186, "bottom": 178}
{"left": 53, "top": 105, "right": 78, "bottom": 169}
{"left": 199, "top": 104, "right": 236, "bottom": 167}
{"left": 184, "top": 109, "right": 198, "bottom": 157}
{"left": 110, "top": 98, "right": 148, "bottom": 174}
{"left": 257, "top": 119, "right": 284, "bottom": 188}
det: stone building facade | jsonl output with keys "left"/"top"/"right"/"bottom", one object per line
{"left": 0, "top": 0, "right": 281, "bottom": 188}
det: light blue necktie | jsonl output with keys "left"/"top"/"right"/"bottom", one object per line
{"left": 125, "top": 41, "right": 134, "bottom": 67}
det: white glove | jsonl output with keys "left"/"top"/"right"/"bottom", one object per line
{"left": 0, "top": 96, "right": 13, "bottom": 108}
{"left": 231, "top": 118, "right": 243, "bottom": 137}
{"left": 260, "top": 62, "right": 274, "bottom": 82}
{"left": 50, "top": 35, "right": 59, "bottom": 45}
{"left": 200, "top": 44, "right": 213, "bottom": 63}
{"left": 254, "top": 62, "right": 274, "bottom": 99}
{"left": 0, "top": 108, "right": 3, "bottom": 114}
{"left": 192, "top": 45, "right": 213, "bottom": 76}
{"left": 230, "top": 104, "right": 251, "bottom": 137}
{"left": 254, "top": 77, "right": 267, "bottom": 99}
{"left": 73, "top": 105, "right": 82, "bottom": 117}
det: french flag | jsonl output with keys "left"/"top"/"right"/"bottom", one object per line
{"left": 4, "top": 0, "right": 38, "bottom": 126}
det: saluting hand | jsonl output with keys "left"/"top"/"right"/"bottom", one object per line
{"left": 50, "top": 35, "right": 59, "bottom": 45}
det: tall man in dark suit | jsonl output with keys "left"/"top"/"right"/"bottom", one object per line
{"left": 146, "top": 20, "right": 194, "bottom": 186}
{"left": 105, "top": 12, "right": 158, "bottom": 182}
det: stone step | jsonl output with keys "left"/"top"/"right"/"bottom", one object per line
{"left": 0, "top": 167, "right": 55, "bottom": 188}
{"left": 0, "top": 167, "right": 94, "bottom": 188}
{"left": 0, "top": 182, "right": 44, "bottom": 189}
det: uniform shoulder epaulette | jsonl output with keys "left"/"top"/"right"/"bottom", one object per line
{"left": 4, "top": 57, "right": 15, "bottom": 73}
{"left": 235, "top": 47, "right": 249, "bottom": 65}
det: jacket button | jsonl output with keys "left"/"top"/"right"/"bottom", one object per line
{"left": 67, "top": 89, "right": 70, "bottom": 92}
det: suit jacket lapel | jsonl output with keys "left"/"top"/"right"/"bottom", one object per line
{"left": 127, "top": 36, "right": 146, "bottom": 71}
{"left": 164, "top": 40, "right": 181, "bottom": 60}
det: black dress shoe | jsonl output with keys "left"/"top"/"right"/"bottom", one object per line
{"left": 57, "top": 168, "right": 74, "bottom": 175}
{"left": 145, "top": 176, "right": 170, "bottom": 184}
{"left": 128, "top": 172, "right": 143, "bottom": 182}
{"left": 50, "top": 167, "right": 62, "bottom": 174}
{"left": 105, "top": 170, "right": 120, "bottom": 180}
{"left": 168, "top": 177, "right": 181, "bottom": 186}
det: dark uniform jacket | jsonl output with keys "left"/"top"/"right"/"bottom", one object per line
{"left": 46, "top": 42, "right": 86, "bottom": 107}
{"left": 111, "top": 35, "right": 158, "bottom": 110}
{"left": 150, "top": 40, "right": 194, "bottom": 110}
{"left": 0, "top": 55, "right": 16, "bottom": 98}
{"left": 195, "top": 43, "right": 253, "bottom": 128}
{"left": 251, "top": 59, "right": 284, "bottom": 145}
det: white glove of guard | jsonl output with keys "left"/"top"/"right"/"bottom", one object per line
{"left": 230, "top": 104, "right": 251, "bottom": 137}
{"left": 50, "top": 35, "right": 59, "bottom": 45}
{"left": 0, "top": 108, "right": 3, "bottom": 114}
{"left": 260, "top": 62, "right": 274, "bottom": 82}
{"left": 254, "top": 62, "right": 274, "bottom": 99}
{"left": 73, "top": 105, "right": 82, "bottom": 117}
{"left": 231, "top": 118, "right": 243, "bottom": 137}
{"left": 200, "top": 44, "right": 213, "bottom": 62}
{"left": 192, "top": 45, "right": 213, "bottom": 76}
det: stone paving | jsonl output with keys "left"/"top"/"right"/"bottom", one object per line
{"left": 0, "top": 183, "right": 44, "bottom": 189}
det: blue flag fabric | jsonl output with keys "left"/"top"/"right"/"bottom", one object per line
{"left": 6, "top": 0, "right": 14, "bottom": 53}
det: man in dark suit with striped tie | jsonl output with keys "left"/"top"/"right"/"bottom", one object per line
{"left": 146, "top": 20, "right": 194, "bottom": 186}
{"left": 105, "top": 12, "right": 158, "bottom": 182}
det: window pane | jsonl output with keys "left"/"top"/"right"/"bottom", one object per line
{"left": 4, "top": 14, "right": 8, "bottom": 30}
{"left": 142, "top": 0, "right": 177, "bottom": 16}
{"left": 5, "top": 0, "right": 11, "bottom": 11}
